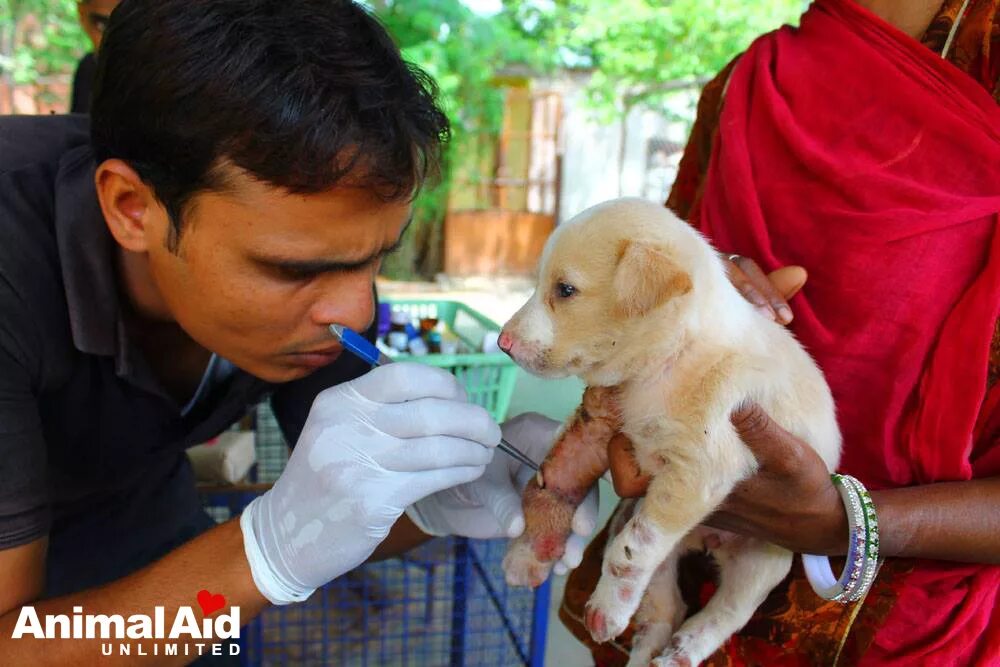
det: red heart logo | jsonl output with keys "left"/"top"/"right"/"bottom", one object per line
{"left": 197, "top": 589, "right": 226, "bottom": 616}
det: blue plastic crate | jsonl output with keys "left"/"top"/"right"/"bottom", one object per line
{"left": 200, "top": 402, "right": 551, "bottom": 666}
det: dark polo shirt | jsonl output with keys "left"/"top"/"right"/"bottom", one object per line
{"left": 0, "top": 114, "right": 372, "bottom": 596}
{"left": 71, "top": 53, "right": 97, "bottom": 114}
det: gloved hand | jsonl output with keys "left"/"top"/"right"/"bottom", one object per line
{"left": 240, "top": 363, "right": 501, "bottom": 605}
{"left": 405, "top": 412, "right": 599, "bottom": 575}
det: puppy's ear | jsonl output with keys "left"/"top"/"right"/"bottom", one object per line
{"left": 613, "top": 240, "right": 692, "bottom": 318}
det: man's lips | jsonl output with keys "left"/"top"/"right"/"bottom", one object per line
{"left": 288, "top": 345, "right": 343, "bottom": 367}
{"left": 298, "top": 345, "right": 341, "bottom": 356}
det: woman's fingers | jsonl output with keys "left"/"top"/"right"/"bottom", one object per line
{"left": 767, "top": 265, "right": 808, "bottom": 301}
{"left": 607, "top": 433, "right": 650, "bottom": 498}
{"left": 724, "top": 255, "right": 807, "bottom": 325}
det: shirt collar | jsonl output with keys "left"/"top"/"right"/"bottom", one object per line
{"left": 52, "top": 145, "right": 157, "bottom": 394}
{"left": 53, "top": 144, "right": 122, "bottom": 362}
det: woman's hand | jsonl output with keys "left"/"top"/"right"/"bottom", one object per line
{"left": 707, "top": 404, "right": 847, "bottom": 554}
{"left": 612, "top": 404, "right": 847, "bottom": 554}
{"left": 723, "top": 255, "right": 807, "bottom": 325}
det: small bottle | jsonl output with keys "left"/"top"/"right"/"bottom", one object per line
{"left": 386, "top": 309, "right": 410, "bottom": 352}
{"left": 419, "top": 317, "right": 439, "bottom": 334}
{"left": 439, "top": 332, "right": 460, "bottom": 355}
{"left": 377, "top": 302, "right": 392, "bottom": 339}
{"left": 408, "top": 336, "right": 429, "bottom": 357}
{"left": 426, "top": 330, "right": 442, "bottom": 354}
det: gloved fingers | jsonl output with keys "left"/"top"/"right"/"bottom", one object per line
{"left": 471, "top": 475, "right": 525, "bottom": 538}
{"left": 381, "top": 436, "right": 496, "bottom": 472}
{"left": 376, "top": 398, "right": 501, "bottom": 446}
{"left": 514, "top": 461, "right": 539, "bottom": 490}
{"left": 441, "top": 516, "right": 507, "bottom": 540}
{"left": 571, "top": 484, "right": 599, "bottom": 537}
{"left": 560, "top": 533, "right": 587, "bottom": 571}
{"left": 340, "top": 363, "right": 468, "bottom": 404}
{"left": 401, "top": 465, "right": 489, "bottom": 505}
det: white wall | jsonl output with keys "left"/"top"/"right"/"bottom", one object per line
{"left": 539, "top": 73, "right": 699, "bottom": 223}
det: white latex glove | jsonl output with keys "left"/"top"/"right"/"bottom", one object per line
{"left": 241, "top": 363, "right": 501, "bottom": 605}
{"left": 405, "top": 412, "right": 599, "bottom": 576}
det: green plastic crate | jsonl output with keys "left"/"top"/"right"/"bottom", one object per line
{"left": 386, "top": 299, "right": 517, "bottom": 422}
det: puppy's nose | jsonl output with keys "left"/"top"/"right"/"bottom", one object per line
{"left": 498, "top": 330, "right": 514, "bottom": 355}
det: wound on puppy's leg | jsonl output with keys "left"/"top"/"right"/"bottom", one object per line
{"left": 609, "top": 562, "right": 636, "bottom": 578}
{"left": 513, "top": 386, "right": 622, "bottom": 564}
{"left": 519, "top": 481, "right": 576, "bottom": 561}
{"left": 630, "top": 516, "right": 657, "bottom": 546}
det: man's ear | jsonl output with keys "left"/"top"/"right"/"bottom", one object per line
{"left": 613, "top": 240, "right": 692, "bottom": 318}
{"left": 94, "top": 159, "right": 158, "bottom": 253}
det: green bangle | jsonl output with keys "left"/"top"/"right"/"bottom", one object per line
{"left": 840, "top": 474, "right": 880, "bottom": 602}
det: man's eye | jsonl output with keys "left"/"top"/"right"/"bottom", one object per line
{"left": 556, "top": 282, "right": 577, "bottom": 299}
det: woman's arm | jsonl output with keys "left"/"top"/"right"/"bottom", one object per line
{"left": 718, "top": 405, "right": 1000, "bottom": 562}
{"left": 871, "top": 476, "right": 1000, "bottom": 562}
{"left": 720, "top": 405, "right": 1000, "bottom": 562}
{"left": 610, "top": 402, "right": 1000, "bottom": 563}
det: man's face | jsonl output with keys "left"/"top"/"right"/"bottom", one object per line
{"left": 77, "top": 0, "right": 121, "bottom": 51}
{"left": 143, "top": 171, "right": 411, "bottom": 383}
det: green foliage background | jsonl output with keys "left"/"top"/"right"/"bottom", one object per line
{"left": 1, "top": 0, "right": 86, "bottom": 83}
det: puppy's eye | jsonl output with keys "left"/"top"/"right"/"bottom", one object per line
{"left": 556, "top": 282, "right": 577, "bottom": 299}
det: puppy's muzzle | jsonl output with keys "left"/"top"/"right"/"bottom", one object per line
{"left": 498, "top": 329, "right": 547, "bottom": 371}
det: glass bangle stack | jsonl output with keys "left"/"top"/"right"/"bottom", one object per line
{"left": 802, "top": 473, "right": 881, "bottom": 603}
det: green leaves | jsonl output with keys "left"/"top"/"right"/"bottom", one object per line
{"left": 501, "top": 0, "right": 803, "bottom": 114}
{"left": 0, "top": 0, "right": 88, "bottom": 85}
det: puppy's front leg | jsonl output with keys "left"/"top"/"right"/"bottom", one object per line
{"left": 625, "top": 548, "right": 687, "bottom": 667}
{"left": 503, "top": 386, "right": 620, "bottom": 587}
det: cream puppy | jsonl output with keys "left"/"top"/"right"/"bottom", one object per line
{"left": 499, "top": 198, "right": 841, "bottom": 666}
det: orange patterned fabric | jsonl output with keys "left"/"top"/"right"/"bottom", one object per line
{"left": 561, "top": 2, "right": 1000, "bottom": 665}
{"left": 561, "top": 524, "right": 917, "bottom": 666}
{"left": 923, "top": 0, "right": 1000, "bottom": 102}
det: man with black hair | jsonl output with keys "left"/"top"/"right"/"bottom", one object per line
{"left": 70, "top": 0, "right": 120, "bottom": 113}
{"left": 0, "top": 1, "right": 596, "bottom": 662}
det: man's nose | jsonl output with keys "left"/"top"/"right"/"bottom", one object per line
{"left": 310, "top": 275, "right": 376, "bottom": 334}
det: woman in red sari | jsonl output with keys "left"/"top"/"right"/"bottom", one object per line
{"left": 560, "top": 1, "right": 1000, "bottom": 664}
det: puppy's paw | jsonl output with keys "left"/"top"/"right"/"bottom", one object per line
{"left": 625, "top": 621, "right": 675, "bottom": 667}
{"left": 650, "top": 655, "right": 692, "bottom": 667}
{"left": 584, "top": 594, "right": 632, "bottom": 644}
{"left": 502, "top": 539, "right": 553, "bottom": 588}
{"left": 583, "top": 604, "right": 611, "bottom": 643}
{"left": 650, "top": 634, "right": 696, "bottom": 667}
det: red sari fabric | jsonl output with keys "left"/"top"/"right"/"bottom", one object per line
{"left": 691, "top": 0, "right": 1000, "bottom": 662}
